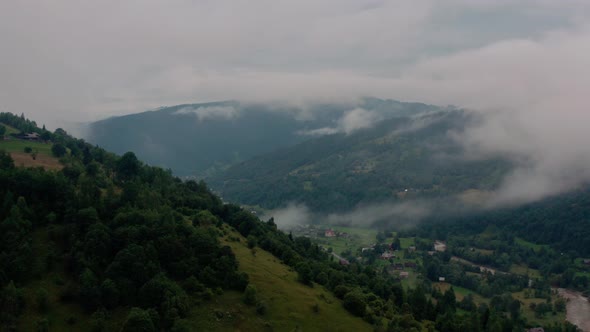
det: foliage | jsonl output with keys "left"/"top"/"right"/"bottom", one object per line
{"left": 210, "top": 111, "right": 511, "bottom": 212}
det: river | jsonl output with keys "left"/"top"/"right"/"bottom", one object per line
{"left": 557, "top": 288, "right": 590, "bottom": 332}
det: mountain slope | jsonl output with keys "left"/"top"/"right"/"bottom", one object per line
{"left": 209, "top": 110, "right": 511, "bottom": 212}
{"left": 86, "top": 99, "right": 441, "bottom": 177}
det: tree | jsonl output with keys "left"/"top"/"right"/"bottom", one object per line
{"left": 51, "top": 143, "right": 67, "bottom": 157}
{"left": 343, "top": 290, "right": 367, "bottom": 317}
{"left": 121, "top": 308, "right": 155, "bottom": 332}
{"left": 0, "top": 125, "right": 6, "bottom": 139}
{"left": 117, "top": 152, "right": 141, "bottom": 181}
{"left": 243, "top": 284, "right": 257, "bottom": 305}
{"left": 0, "top": 150, "right": 14, "bottom": 169}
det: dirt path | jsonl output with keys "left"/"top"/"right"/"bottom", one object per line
{"left": 557, "top": 288, "right": 590, "bottom": 332}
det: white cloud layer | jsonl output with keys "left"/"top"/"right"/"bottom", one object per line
{"left": 300, "top": 108, "right": 381, "bottom": 136}
{"left": 173, "top": 105, "right": 239, "bottom": 122}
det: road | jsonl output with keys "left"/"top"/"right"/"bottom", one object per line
{"left": 557, "top": 288, "right": 590, "bottom": 332}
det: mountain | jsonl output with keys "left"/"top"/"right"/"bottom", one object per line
{"left": 85, "top": 98, "right": 442, "bottom": 177}
{"left": 208, "top": 110, "right": 512, "bottom": 212}
{"left": 1, "top": 112, "right": 581, "bottom": 331}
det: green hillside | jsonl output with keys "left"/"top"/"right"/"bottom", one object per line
{"left": 209, "top": 110, "right": 511, "bottom": 212}
{"left": 189, "top": 226, "right": 372, "bottom": 331}
{"left": 86, "top": 98, "right": 441, "bottom": 177}
{"left": 2, "top": 112, "right": 578, "bottom": 331}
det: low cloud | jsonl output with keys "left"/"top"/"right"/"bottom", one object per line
{"left": 456, "top": 108, "right": 590, "bottom": 206}
{"left": 261, "top": 202, "right": 312, "bottom": 230}
{"left": 264, "top": 200, "right": 436, "bottom": 230}
{"left": 299, "top": 108, "right": 381, "bottom": 136}
{"left": 325, "top": 201, "right": 433, "bottom": 228}
{"left": 173, "top": 105, "right": 239, "bottom": 122}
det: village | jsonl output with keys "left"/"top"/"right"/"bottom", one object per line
{"left": 288, "top": 223, "right": 451, "bottom": 284}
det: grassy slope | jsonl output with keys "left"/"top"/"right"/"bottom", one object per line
{"left": 0, "top": 139, "right": 62, "bottom": 169}
{"left": 0, "top": 123, "right": 20, "bottom": 136}
{"left": 0, "top": 139, "right": 53, "bottom": 155}
{"left": 188, "top": 225, "right": 372, "bottom": 331}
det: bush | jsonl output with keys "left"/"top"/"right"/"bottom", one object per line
{"left": 256, "top": 301, "right": 267, "bottom": 315}
{"left": 243, "top": 284, "right": 257, "bottom": 305}
{"left": 343, "top": 291, "right": 367, "bottom": 317}
{"left": 24, "top": 146, "right": 32, "bottom": 153}
{"left": 36, "top": 288, "right": 49, "bottom": 313}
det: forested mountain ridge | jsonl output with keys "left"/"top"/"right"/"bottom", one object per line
{"left": 86, "top": 98, "right": 442, "bottom": 177}
{"left": 3, "top": 112, "right": 573, "bottom": 331}
{"left": 209, "top": 110, "right": 512, "bottom": 212}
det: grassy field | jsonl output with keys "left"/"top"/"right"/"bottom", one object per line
{"left": 399, "top": 237, "right": 415, "bottom": 249}
{"left": 510, "top": 264, "right": 542, "bottom": 278}
{"left": 0, "top": 139, "right": 62, "bottom": 169}
{"left": 512, "top": 290, "right": 566, "bottom": 327}
{"left": 433, "top": 282, "right": 488, "bottom": 304}
{"left": 189, "top": 225, "right": 373, "bottom": 331}
{"left": 0, "top": 123, "right": 20, "bottom": 136}
{"left": 0, "top": 139, "right": 53, "bottom": 154}
{"left": 515, "top": 237, "right": 548, "bottom": 252}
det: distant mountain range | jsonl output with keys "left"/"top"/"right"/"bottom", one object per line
{"left": 87, "top": 99, "right": 515, "bottom": 213}
{"left": 86, "top": 98, "right": 441, "bottom": 177}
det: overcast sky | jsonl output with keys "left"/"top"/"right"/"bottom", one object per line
{"left": 1, "top": 0, "right": 589, "bottom": 129}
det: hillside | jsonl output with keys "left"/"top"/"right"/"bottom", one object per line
{"left": 208, "top": 110, "right": 512, "bottom": 212}
{"left": 85, "top": 98, "right": 441, "bottom": 177}
{"left": 2, "top": 112, "right": 582, "bottom": 331}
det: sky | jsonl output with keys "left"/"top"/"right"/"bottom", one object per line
{"left": 1, "top": 0, "right": 589, "bottom": 129}
{"left": 2, "top": 1, "right": 590, "bottom": 208}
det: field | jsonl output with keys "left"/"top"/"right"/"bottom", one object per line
{"left": 0, "top": 123, "right": 20, "bottom": 136}
{"left": 399, "top": 237, "right": 415, "bottom": 249}
{"left": 0, "top": 139, "right": 62, "bottom": 169}
{"left": 510, "top": 264, "right": 542, "bottom": 278}
{"left": 433, "top": 282, "right": 488, "bottom": 304}
{"left": 512, "top": 290, "right": 566, "bottom": 327}
{"left": 188, "top": 225, "right": 372, "bottom": 331}
{"left": 515, "top": 237, "right": 548, "bottom": 252}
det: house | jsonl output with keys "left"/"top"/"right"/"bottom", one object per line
{"left": 427, "top": 251, "right": 436, "bottom": 256}
{"left": 15, "top": 132, "right": 41, "bottom": 141}
{"left": 381, "top": 252, "right": 394, "bottom": 260}
{"left": 404, "top": 262, "right": 417, "bottom": 268}
{"left": 399, "top": 271, "right": 409, "bottom": 279}
{"left": 527, "top": 328, "right": 544, "bottom": 332}
{"left": 434, "top": 241, "right": 447, "bottom": 252}
{"left": 325, "top": 229, "right": 336, "bottom": 237}
{"left": 407, "top": 246, "right": 416, "bottom": 252}
{"left": 393, "top": 263, "right": 404, "bottom": 270}
{"left": 361, "top": 247, "right": 374, "bottom": 253}
{"left": 438, "top": 277, "right": 446, "bottom": 282}
{"left": 339, "top": 259, "right": 350, "bottom": 266}
{"left": 583, "top": 258, "right": 590, "bottom": 265}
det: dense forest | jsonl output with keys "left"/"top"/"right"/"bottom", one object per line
{"left": 86, "top": 98, "right": 441, "bottom": 178}
{"left": 209, "top": 110, "right": 511, "bottom": 212}
{"left": 0, "top": 112, "right": 580, "bottom": 331}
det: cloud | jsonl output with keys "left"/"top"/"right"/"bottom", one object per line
{"left": 300, "top": 108, "right": 381, "bottom": 136}
{"left": 173, "top": 105, "right": 239, "bottom": 121}
{"left": 2, "top": 1, "right": 590, "bottom": 206}
{"left": 261, "top": 203, "right": 312, "bottom": 230}
{"left": 325, "top": 201, "right": 433, "bottom": 228}
{"left": 2, "top": 1, "right": 587, "bottom": 130}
